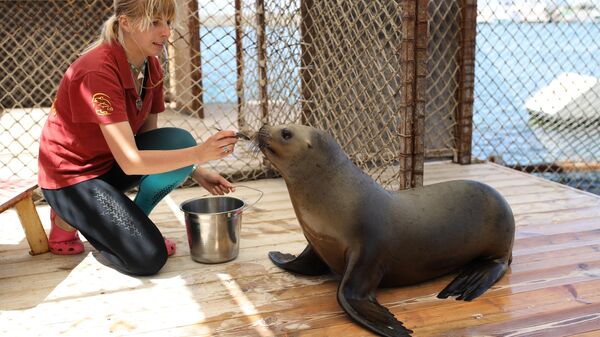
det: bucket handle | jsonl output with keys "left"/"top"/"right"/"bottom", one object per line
{"left": 198, "top": 185, "right": 263, "bottom": 211}
{"left": 235, "top": 185, "right": 264, "bottom": 210}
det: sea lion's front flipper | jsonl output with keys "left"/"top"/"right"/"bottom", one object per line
{"left": 268, "top": 244, "right": 330, "bottom": 276}
{"left": 437, "top": 258, "right": 509, "bottom": 301}
{"left": 337, "top": 252, "right": 413, "bottom": 337}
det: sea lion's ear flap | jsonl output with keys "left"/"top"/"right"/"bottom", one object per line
{"left": 306, "top": 140, "right": 312, "bottom": 149}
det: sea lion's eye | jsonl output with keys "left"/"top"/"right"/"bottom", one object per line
{"left": 281, "top": 128, "right": 292, "bottom": 140}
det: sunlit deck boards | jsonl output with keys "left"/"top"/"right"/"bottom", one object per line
{"left": 2, "top": 162, "right": 600, "bottom": 336}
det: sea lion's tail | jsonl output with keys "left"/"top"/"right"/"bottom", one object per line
{"left": 436, "top": 258, "right": 509, "bottom": 301}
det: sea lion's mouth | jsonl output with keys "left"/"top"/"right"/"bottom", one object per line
{"left": 260, "top": 143, "right": 277, "bottom": 159}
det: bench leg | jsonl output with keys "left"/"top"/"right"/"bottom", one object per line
{"left": 15, "top": 193, "right": 49, "bottom": 255}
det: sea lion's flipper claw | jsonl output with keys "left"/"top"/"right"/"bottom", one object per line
{"left": 337, "top": 254, "right": 413, "bottom": 337}
{"left": 268, "top": 244, "right": 330, "bottom": 276}
{"left": 437, "top": 258, "right": 509, "bottom": 301}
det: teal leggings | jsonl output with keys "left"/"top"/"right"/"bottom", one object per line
{"left": 42, "top": 127, "right": 196, "bottom": 275}
{"left": 133, "top": 128, "right": 196, "bottom": 214}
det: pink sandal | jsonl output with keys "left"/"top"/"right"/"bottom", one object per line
{"left": 49, "top": 210, "right": 84, "bottom": 255}
{"left": 165, "top": 238, "right": 176, "bottom": 256}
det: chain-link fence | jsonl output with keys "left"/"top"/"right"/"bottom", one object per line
{"left": 4, "top": 0, "right": 600, "bottom": 194}
{"left": 474, "top": 1, "right": 600, "bottom": 194}
{"left": 2, "top": 0, "right": 437, "bottom": 190}
{"left": 1, "top": 0, "right": 112, "bottom": 181}
{"left": 301, "top": 1, "right": 413, "bottom": 187}
{"left": 427, "top": 0, "right": 462, "bottom": 160}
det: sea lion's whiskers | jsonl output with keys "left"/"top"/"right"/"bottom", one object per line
{"left": 255, "top": 128, "right": 271, "bottom": 152}
{"left": 250, "top": 137, "right": 263, "bottom": 156}
{"left": 211, "top": 127, "right": 263, "bottom": 156}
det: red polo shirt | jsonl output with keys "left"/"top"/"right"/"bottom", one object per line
{"left": 38, "top": 41, "right": 165, "bottom": 189}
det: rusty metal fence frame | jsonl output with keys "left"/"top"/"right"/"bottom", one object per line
{"left": 5, "top": 0, "right": 598, "bottom": 195}
{"left": 2, "top": 0, "right": 453, "bottom": 191}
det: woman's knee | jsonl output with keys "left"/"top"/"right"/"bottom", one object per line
{"left": 122, "top": 241, "right": 168, "bottom": 276}
{"left": 93, "top": 239, "right": 167, "bottom": 276}
{"left": 136, "top": 127, "right": 197, "bottom": 151}
{"left": 164, "top": 127, "right": 197, "bottom": 149}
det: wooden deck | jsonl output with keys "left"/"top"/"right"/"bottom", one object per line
{"left": 2, "top": 162, "right": 600, "bottom": 336}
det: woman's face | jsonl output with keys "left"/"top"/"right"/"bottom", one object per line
{"left": 122, "top": 16, "right": 171, "bottom": 62}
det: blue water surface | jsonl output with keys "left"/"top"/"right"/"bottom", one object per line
{"left": 473, "top": 21, "right": 600, "bottom": 165}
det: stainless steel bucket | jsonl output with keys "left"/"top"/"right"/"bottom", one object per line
{"left": 180, "top": 186, "right": 262, "bottom": 264}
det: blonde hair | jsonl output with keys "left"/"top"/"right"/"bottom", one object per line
{"left": 83, "top": 0, "right": 176, "bottom": 54}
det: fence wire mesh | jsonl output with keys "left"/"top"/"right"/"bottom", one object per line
{"left": 1, "top": 0, "right": 112, "bottom": 181}
{"left": 3, "top": 0, "right": 600, "bottom": 195}
{"left": 474, "top": 1, "right": 600, "bottom": 194}
{"left": 2, "top": 0, "right": 427, "bottom": 189}
{"left": 301, "top": 1, "right": 407, "bottom": 185}
{"left": 426, "top": 0, "right": 461, "bottom": 159}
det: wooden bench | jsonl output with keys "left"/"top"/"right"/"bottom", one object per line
{"left": 0, "top": 179, "right": 49, "bottom": 255}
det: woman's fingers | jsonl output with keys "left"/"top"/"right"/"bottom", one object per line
{"left": 213, "top": 131, "right": 238, "bottom": 156}
{"left": 197, "top": 130, "right": 240, "bottom": 162}
{"left": 214, "top": 130, "right": 237, "bottom": 140}
{"left": 220, "top": 178, "right": 234, "bottom": 190}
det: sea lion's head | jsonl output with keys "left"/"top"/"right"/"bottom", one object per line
{"left": 257, "top": 124, "right": 341, "bottom": 181}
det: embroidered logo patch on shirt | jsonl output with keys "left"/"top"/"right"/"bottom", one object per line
{"left": 92, "top": 93, "right": 113, "bottom": 116}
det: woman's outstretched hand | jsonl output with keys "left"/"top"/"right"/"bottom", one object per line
{"left": 196, "top": 130, "right": 238, "bottom": 162}
{"left": 192, "top": 167, "right": 235, "bottom": 195}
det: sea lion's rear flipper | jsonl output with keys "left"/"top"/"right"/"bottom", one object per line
{"left": 437, "top": 258, "right": 509, "bottom": 301}
{"left": 268, "top": 244, "right": 330, "bottom": 276}
{"left": 337, "top": 253, "right": 413, "bottom": 337}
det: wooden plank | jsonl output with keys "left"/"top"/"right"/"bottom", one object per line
{"left": 451, "top": 304, "right": 600, "bottom": 337}
{"left": 250, "top": 279, "right": 600, "bottom": 335}
{"left": 3, "top": 228, "right": 599, "bottom": 309}
{"left": 417, "top": 293, "right": 600, "bottom": 337}
{"left": 510, "top": 195, "right": 600, "bottom": 215}
{"left": 120, "top": 278, "right": 600, "bottom": 336}
{"left": 14, "top": 194, "right": 48, "bottom": 255}
{"left": 0, "top": 230, "right": 307, "bottom": 279}
{"left": 0, "top": 179, "right": 38, "bottom": 213}
{"left": 2, "top": 162, "right": 600, "bottom": 336}
{"left": 504, "top": 192, "right": 590, "bottom": 205}
{"left": 514, "top": 229, "right": 600, "bottom": 253}
{"left": 4, "top": 232, "right": 600, "bottom": 330}
{"left": 516, "top": 207, "right": 600, "bottom": 228}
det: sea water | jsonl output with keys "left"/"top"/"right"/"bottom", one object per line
{"left": 474, "top": 21, "right": 600, "bottom": 194}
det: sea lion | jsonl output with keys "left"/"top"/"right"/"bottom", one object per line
{"left": 257, "top": 124, "right": 515, "bottom": 337}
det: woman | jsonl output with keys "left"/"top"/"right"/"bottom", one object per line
{"left": 38, "top": 0, "right": 237, "bottom": 275}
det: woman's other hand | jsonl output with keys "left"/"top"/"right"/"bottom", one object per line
{"left": 192, "top": 167, "right": 235, "bottom": 195}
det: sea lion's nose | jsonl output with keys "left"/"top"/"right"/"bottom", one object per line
{"left": 258, "top": 124, "right": 270, "bottom": 133}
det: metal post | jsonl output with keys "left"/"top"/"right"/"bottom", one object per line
{"left": 256, "top": 0, "right": 269, "bottom": 124}
{"left": 398, "top": 0, "right": 427, "bottom": 189}
{"left": 188, "top": 0, "right": 204, "bottom": 119}
{"left": 235, "top": 0, "right": 246, "bottom": 130}
{"left": 455, "top": 0, "right": 477, "bottom": 164}
{"left": 300, "top": 0, "right": 314, "bottom": 125}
